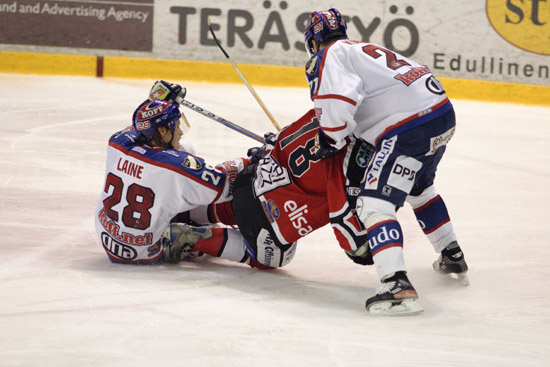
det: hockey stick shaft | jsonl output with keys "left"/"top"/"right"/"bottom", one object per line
{"left": 180, "top": 99, "right": 264, "bottom": 143}
{"left": 207, "top": 19, "right": 281, "bottom": 131}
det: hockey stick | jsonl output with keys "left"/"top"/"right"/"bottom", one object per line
{"left": 207, "top": 18, "right": 281, "bottom": 131}
{"left": 180, "top": 99, "right": 264, "bottom": 143}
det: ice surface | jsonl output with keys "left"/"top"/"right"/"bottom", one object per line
{"left": 1, "top": 74, "right": 549, "bottom": 366}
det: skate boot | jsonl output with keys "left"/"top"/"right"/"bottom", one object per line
{"left": 365, "top": 271, "right": 424, "bottom": 316}
{"left": 433, "top": 241, "right": 469, "bottom": 286}
{"left": 161, "top": 224, "right": 212, "bottom": 264}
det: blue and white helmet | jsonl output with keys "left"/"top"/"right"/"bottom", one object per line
{"left": 304, "top": 8, "right": 347, "bottom": 57}
{"left": 132, "top": 99, "right": 181, "bottom": 141}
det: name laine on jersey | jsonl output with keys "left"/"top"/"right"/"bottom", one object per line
{"left": 284, "top": 200, "right": 313, "bottom": 236}
{"left": 98, "top": 208, "right": 153, "bottom": 245}
{"left": 117, "top": 157, "right": 144, "bottom": 179}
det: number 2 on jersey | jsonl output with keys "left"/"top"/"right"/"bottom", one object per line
{"left": 362, "top": 44, "right": 411, "bottom": 70}
{"left": 103, "top": 173, "right": 155, "bottom": 230}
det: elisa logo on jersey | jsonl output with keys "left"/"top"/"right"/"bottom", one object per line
{"left": 101, "top": 232, "right": 138, "bottom": 261}
{"left": 486, "top": 0, "right": 550, "bottom": 55}
{"left": 284, "top": 200, "right": 313, "bottom": 236}
{"left": 262, "top": 199, "right": 280, "bottom": 223}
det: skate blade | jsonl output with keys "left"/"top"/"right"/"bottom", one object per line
{"left": 454, "top": 272, "right": 470, "bottom": 286}
{"left": 368, "top": 298, "right": 424, "bottom": 316}
{"left": 433, "top": 261, "right": 470, "bottom": 286}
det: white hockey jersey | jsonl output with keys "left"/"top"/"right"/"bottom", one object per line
{"left": 94, "top": 127, "right": 244, "bottom": 264}
{"left": 305, "top": 40, "right": 450, "bottom": 147}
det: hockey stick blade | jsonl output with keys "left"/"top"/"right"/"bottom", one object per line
{"left": 207, "top": 18, "right": 281, "bottom": 131}
{"left": 180, "top": 100, "right": 264, "bottom": 143}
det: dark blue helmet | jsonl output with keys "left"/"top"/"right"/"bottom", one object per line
{"left": 132, "top": 100, "right": 181, "bottom": 141}
{"left": 304, "top": 8, "right": 347, "bottom": 57}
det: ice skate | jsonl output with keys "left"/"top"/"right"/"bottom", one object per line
{"left": 365, "top": 272, "right": 424, "bottom": 316}
{"left": 161, "top": 224, "right": 212, "bottom": 264}
{"left": 433, "top": 241, "right": 469, "bottom": 286}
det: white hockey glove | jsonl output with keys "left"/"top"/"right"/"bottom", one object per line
{"left": 149, "top": 80, "right": 187, "bottom": 105}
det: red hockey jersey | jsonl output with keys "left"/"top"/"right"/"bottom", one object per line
{"left": 252, "top": 109, "right": 369, "bottom": 251}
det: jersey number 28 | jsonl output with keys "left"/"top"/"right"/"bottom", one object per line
{"left": 102, "top": 173, "right": 155, "bottom": 230}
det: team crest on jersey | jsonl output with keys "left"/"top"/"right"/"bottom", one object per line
{"left": 305, "top": 56, "right": 319, "bottom": 75}
{"left": 261, "top": 199, "right": 280, "bottom": 223}
{"left": 182, "top": 155, "right": 203, "bottom": 170}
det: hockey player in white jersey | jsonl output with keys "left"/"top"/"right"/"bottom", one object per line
{"left": 94, "top": 86, "right": 252, "bottom": 265}
{"left": 304, "top": 8, "right": 469, "bottom": 315}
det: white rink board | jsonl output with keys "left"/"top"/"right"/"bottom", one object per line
{"left": 0, "top": 74, "right": 550, "bottom": 366}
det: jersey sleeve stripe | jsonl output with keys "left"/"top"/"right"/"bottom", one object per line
{"left": 314, "top": 94, "right": 357, "bottom": 106}
{"left": 321, "top": 121, "right": 348, "bottom": 132}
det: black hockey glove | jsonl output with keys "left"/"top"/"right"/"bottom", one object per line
{"left": 149, "top": 80, "right": 187, "bottom": 104}
{"left": 313, "top": 129, "right": 340, "bottom": 159}
{"left": 247, "top": 146, "right": 266, "bottom": 164}
{"left": 262, "top": 131, "right": 276, "bottom": 150}
{"left": 345, "top": 245, "right": 374, "bottom": 266}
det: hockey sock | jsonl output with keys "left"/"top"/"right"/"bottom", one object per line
{"left": 193, "top": 228, "right": 248, "bottom": 263}
{"left": 411, "top": 193, "right": 456, "bottom": 252}
{"left": 366, "top": 216, "right": 406, "bottom": 280}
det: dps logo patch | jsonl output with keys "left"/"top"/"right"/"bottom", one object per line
{"left": 486, "top": 0, "right": 550, "bottom": 55}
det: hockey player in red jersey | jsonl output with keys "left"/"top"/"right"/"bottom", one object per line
{"left": 302, "top": 8, "right": 469, "bottom": 315}
{"left": 219, "top": 108, "right": 372, "bottom": 268}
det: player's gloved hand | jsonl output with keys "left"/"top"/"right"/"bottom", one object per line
{"left": 149, "top": 80, "right": 187, "bottom": 105}
{"left": 264, "top": 132, "right": 276, "bottom": 146}
{"left": 263, "top": 132, "right": 276, "bottom": 151}
{"left": 313, "top": 129, "right": 340, "bottom": 159}
{"left": 247, "top": 147, "right": 265, "bottom": 164}
{"left": 345, "top": 244, "right": 373, "bottom": 266}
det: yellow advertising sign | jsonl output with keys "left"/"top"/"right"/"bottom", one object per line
{"left": 487, "top": 0, "right": 550, "bottom": 55}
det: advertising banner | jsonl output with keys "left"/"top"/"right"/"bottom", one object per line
{"left": 1, "top": 0, "right": 549, "bottom": 86}
{"left": 0, "top": 0, "right": 153, "bottom": 51}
